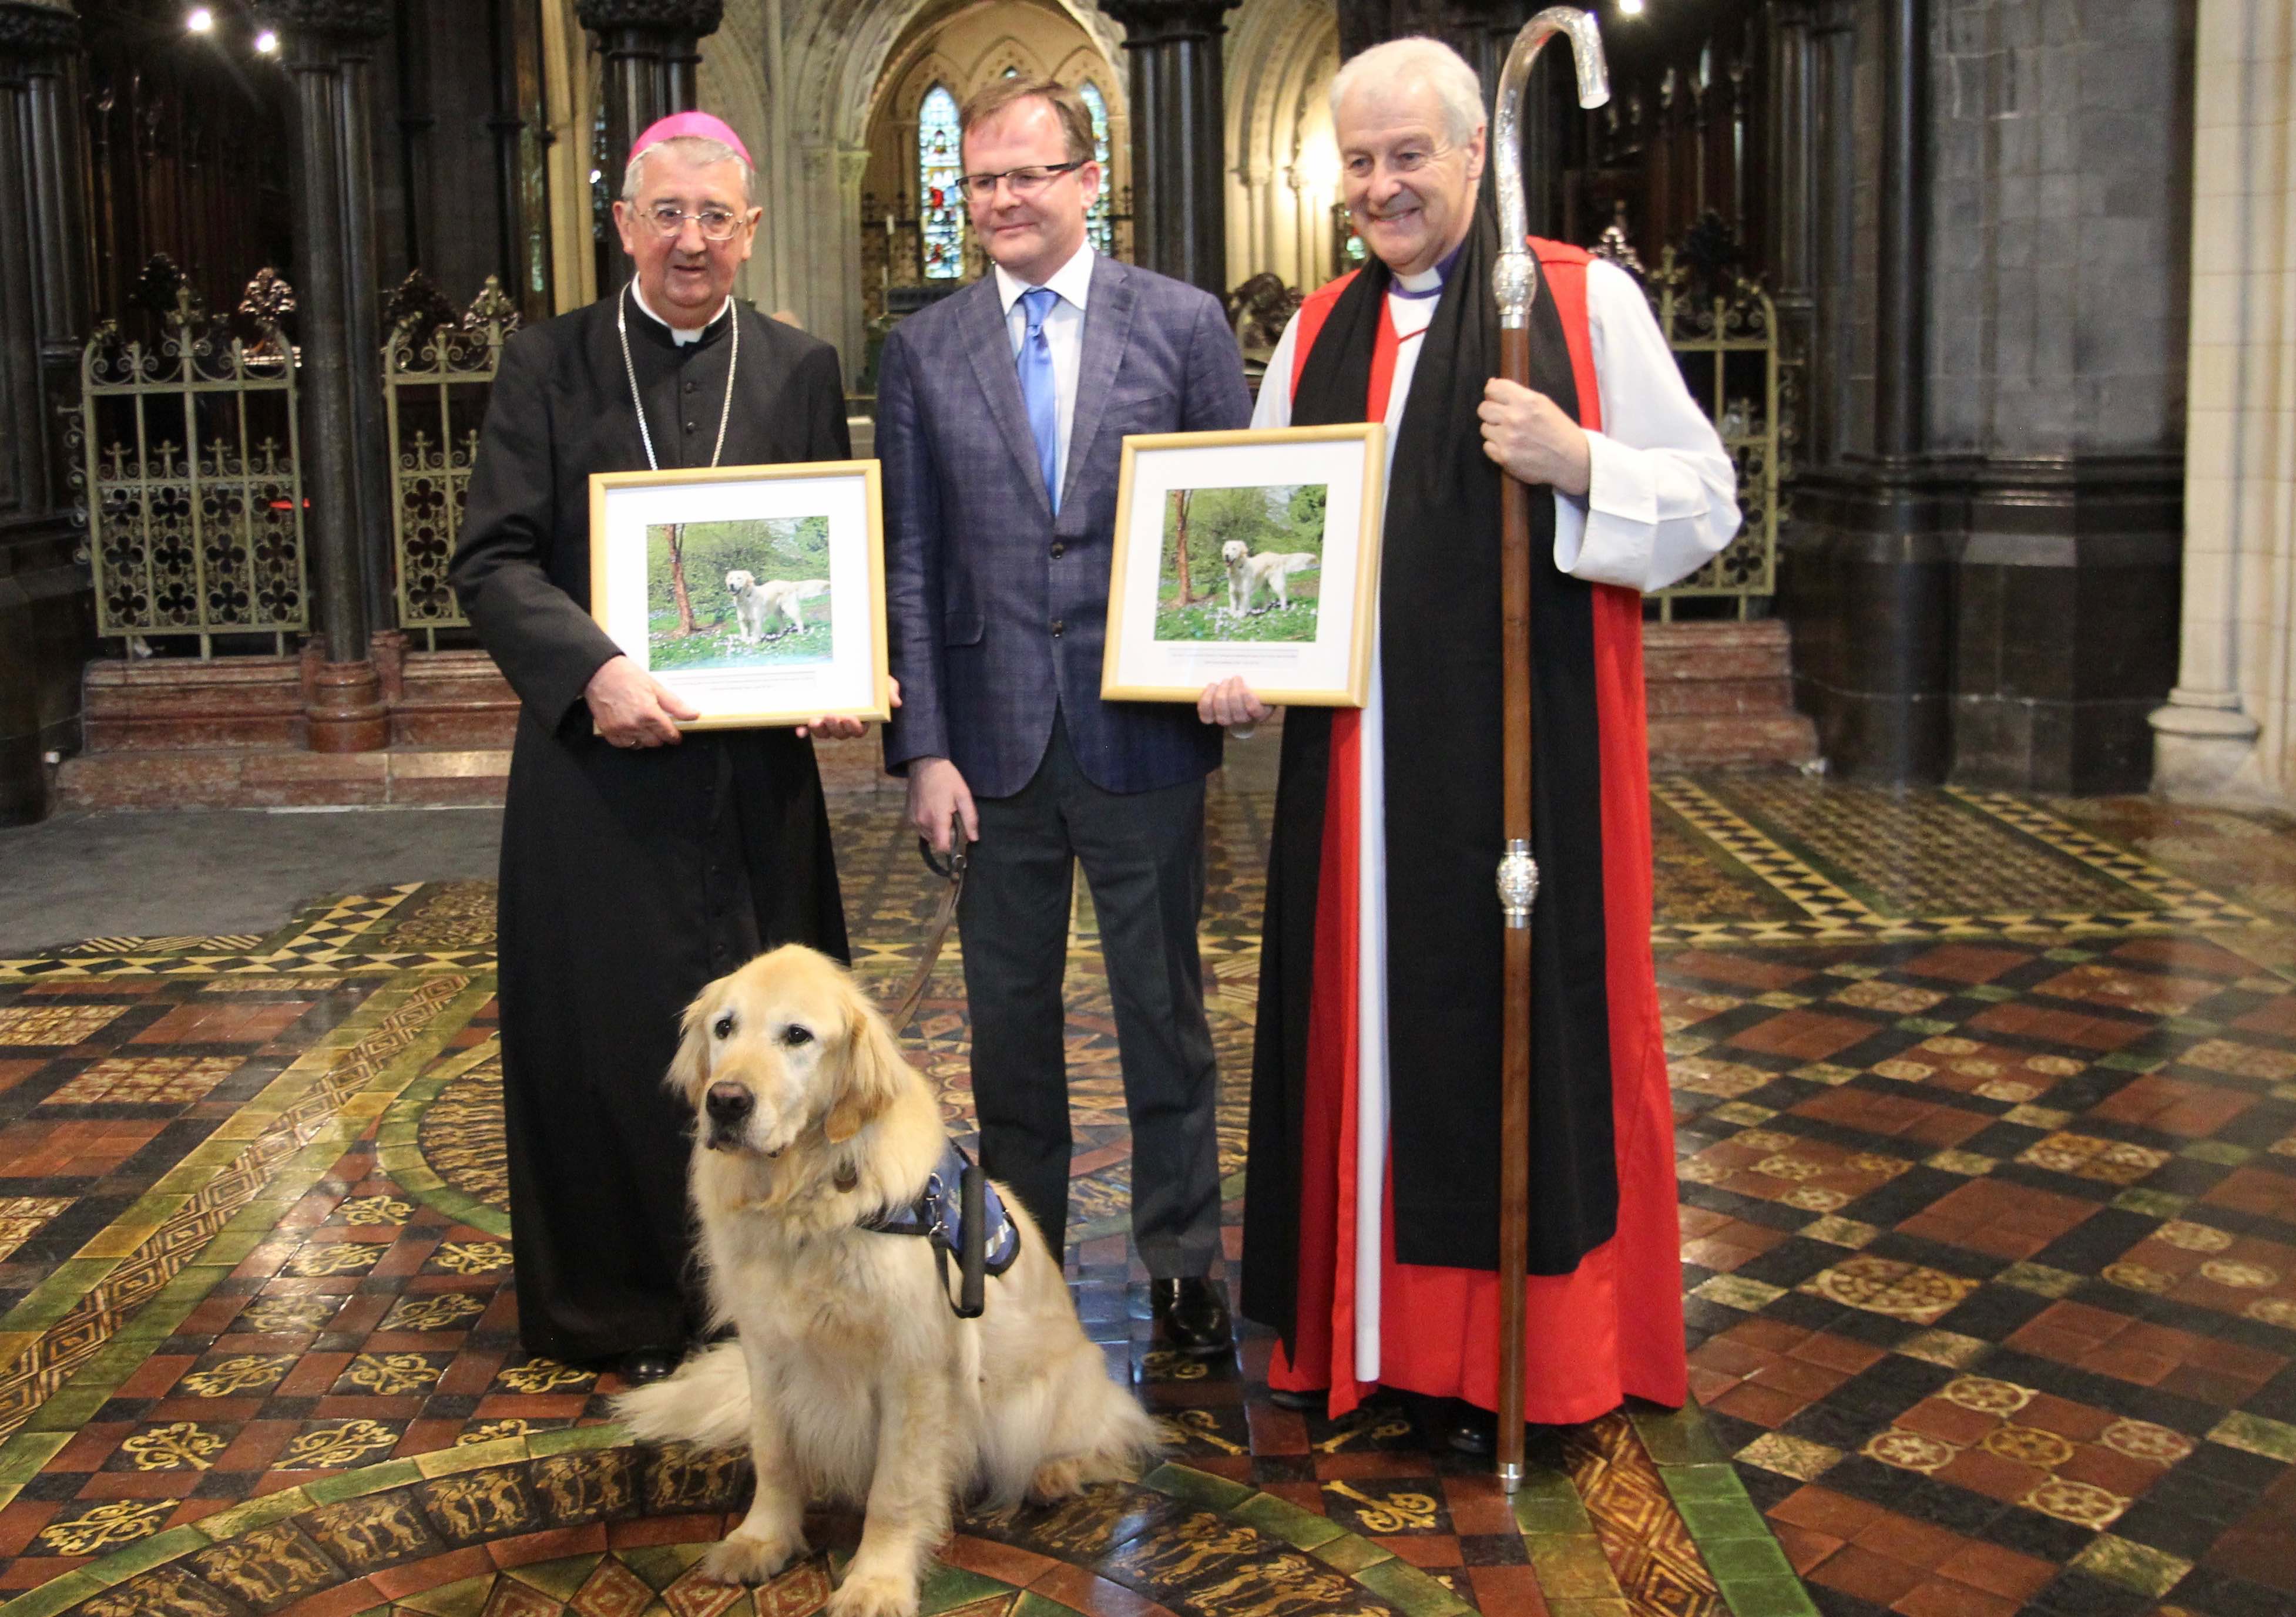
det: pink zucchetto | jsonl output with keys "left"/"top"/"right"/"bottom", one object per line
{"left": 626, "top": 112, "right": 753, "bottom": 170}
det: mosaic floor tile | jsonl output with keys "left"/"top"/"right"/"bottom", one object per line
{"left": 7, "top": 774, "right": 2296, "bottom": 1614}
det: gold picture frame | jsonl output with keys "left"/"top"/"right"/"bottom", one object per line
{"left": 588, "top": 459, "right": 892, "bottom": 729}
{"left": 1100, "top": 423, "right": 1386, "bottom": 707}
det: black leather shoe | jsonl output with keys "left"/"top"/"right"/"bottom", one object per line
{"left": 1267, "top": 1386, "right": 1324, "bottom": 1413}
{"left": 620, "top": 1346, "right": 680, "bottom": 1386}
{"left": 1149, "top": 1277, "right": 1232, "bottom": 1356}
{"left": 1446, "top": 1401, "right": 1497, "bottom": 1457}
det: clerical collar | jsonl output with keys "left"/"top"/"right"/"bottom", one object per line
{"left": 1391, "top": 238, "right": 1469, "bottom": 301}
{"left": 619, "top": 283, "right": 740, "bottom": 470}
{"left": 629, "top": 280, "right": 732, "bottom": 345}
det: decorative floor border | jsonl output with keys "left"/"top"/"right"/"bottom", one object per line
{"left": 375, "top": 1037, "right": 512, "bottom": 1242}
{"left": 0, "top": 974, "right": 496, "bottom": 1483}
{"left": 0, "top": 1439, "right": 1482, "bottom": 1617}
{"left": 1949, "top": 787, "right": 2271, "bottom": 927}
{"left": 0, "top": 890, "right": 488, "bottom": 983}
{"left": 1653, "top": 778, "right": 1888, "bottom": 930}
{"left": 1646, "top": 776, "right": 2274, "bottom": 947}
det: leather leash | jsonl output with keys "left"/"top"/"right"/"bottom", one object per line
{"left": 888, "top": 812, "right": 967, "bottom": 1033}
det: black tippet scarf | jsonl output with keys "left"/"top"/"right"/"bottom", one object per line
{"left": 1240, "top": 211, "right": 1620, "bottom": 1345}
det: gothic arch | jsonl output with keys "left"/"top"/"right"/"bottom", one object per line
{"left": 692, "top": 0, "right": 1124, "bottom": 381}
{"left": 891, "top": 52, "right": 965, "bottom": 122}
{"left": 965, "top": 33, "right": 1046, "bottom": 84}
{"left": 787, "top": 0, "right": 1120, "bottom": 154}
{"left": 1053, "top": 44, "right": 1119, "bottom": 106}
{"left": 852, "top": 2, "right": 1125, "bottom": 321}
{"left": 1224, "top": 0, "right": 1342, "bottom": 290}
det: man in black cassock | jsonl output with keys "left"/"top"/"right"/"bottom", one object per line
{"left": 452, "top": 113, "right": 864, "bottom": 1385}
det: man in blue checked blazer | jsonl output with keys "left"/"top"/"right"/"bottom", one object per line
{"left": 878, "top": 75, "right": 1251, "bottom": 1354}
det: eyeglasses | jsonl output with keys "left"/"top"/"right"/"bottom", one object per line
{"left": 956, "top": 159, "right": 1089, "bottom": 202}
{"left": 639, "top": 203, "right": 747, "bottom": 241}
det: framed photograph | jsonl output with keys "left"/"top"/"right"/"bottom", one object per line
{"left": 1102, "top": 424, "right": 1385, "bottom": 707}
{"left": 588, "top": 460, "right": 891, "bottom": 728}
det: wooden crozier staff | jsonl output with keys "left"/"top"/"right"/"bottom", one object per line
{"left": 1489, "top": 8, "right": 1610, "bottom": 1494}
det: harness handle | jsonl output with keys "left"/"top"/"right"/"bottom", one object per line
{"left": 956, "top": 1163, "right": 988, "bottom": 1318}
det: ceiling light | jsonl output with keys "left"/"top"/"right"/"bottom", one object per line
{"left": 254, "top": 29, "right": 278, "bottom": 53}
{"left": 186, "top": 6, "right": 215, "bottom": 32}
{"left": 1618, "top": 0, "right": 1645, "bottom": 14}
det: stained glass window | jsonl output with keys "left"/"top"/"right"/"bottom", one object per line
{"left": 918, "top": 85, "right": 963, "bottom": 281}
{"left": 1080, "top": 81, "right": 1113, "bottom": 256}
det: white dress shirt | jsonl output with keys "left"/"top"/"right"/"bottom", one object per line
{"left": 1252, "top": 255, "right": 1739, "bottom": 592}
{"left": 993, "top": 241, "right": 1095, "bottom": 505}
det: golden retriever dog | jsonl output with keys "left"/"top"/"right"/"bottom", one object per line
{"left": 725, "top": 570, "right": 830, "bottom": 643}
{"left": 615, "top": 946, "right": 1159, "bottom": 1617}
{"left": 1219, "top": 538, "right": 1319, "bottom": 616}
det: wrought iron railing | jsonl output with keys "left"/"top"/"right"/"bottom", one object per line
{"left": 76, "top": 239, "right": 1792, "bottom": 659}
{"left": 383, "top": 275, "right": 522, "bottom": 644}
{"left": 78, "top": 272, "right": 307, "bottom": 652}
{"left": 1636, "top": 243, "right": 1795, "bottom": 620}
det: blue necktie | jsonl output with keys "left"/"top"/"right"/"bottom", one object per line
{"left": 1018, "top": 287, "right": 1060, "bottom": 513}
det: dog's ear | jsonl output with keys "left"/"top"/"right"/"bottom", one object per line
{"left": 825, "top": 995, "right": 913, "bottom": 1144}
{"left": 667, "top": 980, "right": 720, "bottom": 1107}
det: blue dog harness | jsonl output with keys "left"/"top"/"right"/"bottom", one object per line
{"left": 857, "top": 1141, "right": 1019, "bottom": 1318}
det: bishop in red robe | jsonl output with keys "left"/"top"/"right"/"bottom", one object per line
{"left": 1201, "top": 37, "right": 1740, "bottom": 1444}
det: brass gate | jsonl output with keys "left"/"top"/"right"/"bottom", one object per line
{"left": 79, "top": 273, "right": 307, "bottom": 652}
{"left": 1641, "top": 245, "right": 1794, "bottom": 619}
{"left": 384, "top": 276, "right": 522, "bottom": 644}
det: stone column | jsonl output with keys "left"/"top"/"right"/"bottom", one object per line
{"left": 2151, "top": 0, "right": 2290, "bottom": 801}
{"left": 1872, "top": 0, "right": 1927, "bottom": 466}
{"left": 833, "top": 143, "right": 869, "bottom": 382}
{"left": 1103, "top": 0, "right": 1240, "bottom": 298}
{"left": 1778, "top": 0, "right": 1951, "bottom": 785}
{"left": 339, "top": 27, "right": 395, "bottom": 643}
{"left": 1288, "top": 164, "right": 1318, "bottom": 287}
{"left": 488, "top": 0, "right": 530, "bottom": 301}
{"left": 1765, "top": 0, "right": 1817, "bottom": 418}
{"left": 0, "top": 0, "right": 95, "bottom": 823}
{"left": 257, "top": 0, "right": 391, "bottom": 752}
{"left": 16, "top": 0, "right": 82, "bottom": 421}
{"left": 575, "top": 0, "right": 724, "bottom": 193}
{"left": 1781, "top": 0, "right": 2190, "bottom": 792}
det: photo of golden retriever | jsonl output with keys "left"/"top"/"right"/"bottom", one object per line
{"left": 725, "top": 569, "right": 830, "bottom": 643}
{"left": 615, "top": 946, "right": 1159, "bottom": 1617}
{"left": 1220, "top": 538, "right": 1320, "bottom": 616}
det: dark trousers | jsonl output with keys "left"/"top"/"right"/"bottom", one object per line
{"left": 959, "top": 714, "right": 1221, "bottom": 1277}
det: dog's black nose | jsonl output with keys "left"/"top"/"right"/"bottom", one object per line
{"left": 704, "top": 1083, "right": 754, "bottom": 1125}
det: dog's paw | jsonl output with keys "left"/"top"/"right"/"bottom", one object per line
{"left": 1025, "top": 1456, "right": 1089, "bottom": 1502}
{"left": 700, "top": 1531, "right": 805, "bottom": 1587}
{"left": 827, "top": 1570, "right": 919, "bottom": 1617}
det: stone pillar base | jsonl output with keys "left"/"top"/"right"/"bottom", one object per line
{"left": 304, "top": 657, "right": 390, "bottom": 753}
{"left": 1780, "top": 456, "right": 2182, "bottom": 792}
{"left": 2150, "top": 689, "right": 2274, "bottom": 806}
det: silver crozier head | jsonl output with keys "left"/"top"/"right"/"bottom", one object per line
{"left": 1492, "top": 8, "right": 1612, "bottom": 330}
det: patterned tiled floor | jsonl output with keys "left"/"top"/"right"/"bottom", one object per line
{"left": 0, "top": 771, "right": 2291, "bottom": 1617}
